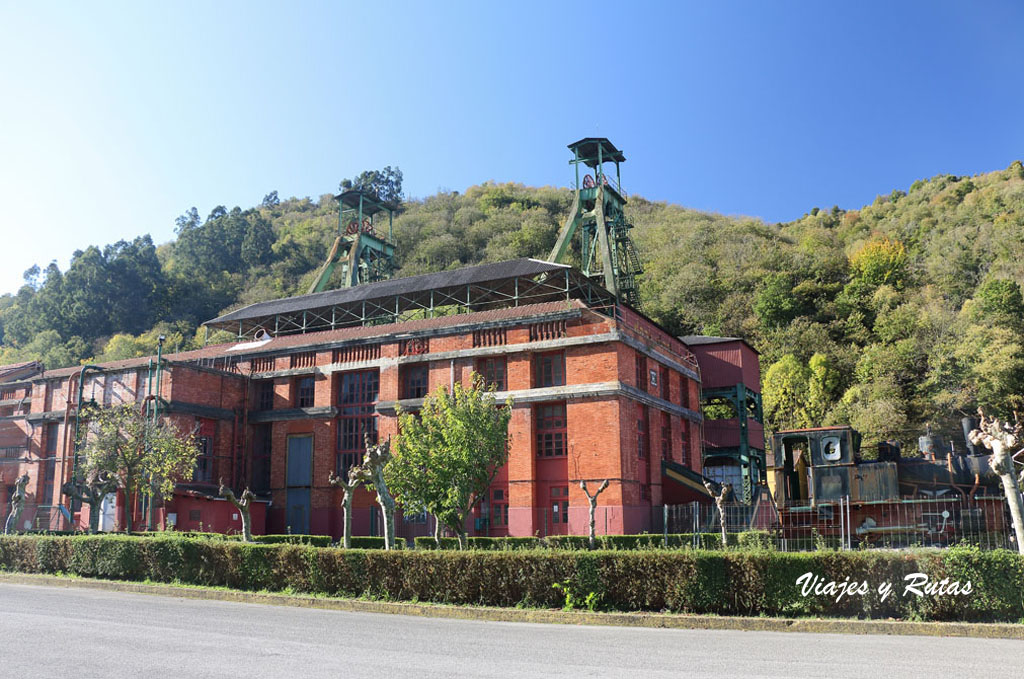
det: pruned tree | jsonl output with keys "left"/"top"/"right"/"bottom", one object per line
{"left": 968, "top": 409, "right": 1024, "bottom": 554}
{"left": 4, "top": 472, "right": 29, "bottom": 534}
{"left": 703, "top": 478, "right": 734, "bottom": 548}
{"left": 327, "top": 465, "right": 361, "bottom": 549}
{"left": 219, "top": 477, "right": 255, "bottom": 543}
{"left": 388, "top": 376, "right": 512, "bottom": 549}
{"left": 77, "top": 404, "right": 201, "bottom": 532}
{"left": 62, "top": 469, "right": 118, "bottom": 533}
{"left": 580, "top": 479, "right": 609, "bottom": 550}
{"left": 353, "top": 434, "right": 397, "bottom": 550}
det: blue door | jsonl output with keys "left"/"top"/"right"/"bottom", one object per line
{"left": 286, "top": 435, "right": 313, "bottom": 534}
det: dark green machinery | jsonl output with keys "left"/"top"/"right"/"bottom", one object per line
{"left": 308, "top": 190, "right": 397, "bottom": 293}
{"left": 549, "top": 138, "right": 643, "bottom": 309}
{"left": 702, "top": 384, "right": 765, "bottom": 504}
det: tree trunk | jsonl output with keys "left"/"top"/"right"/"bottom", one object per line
{"left": 219, "top": 479, "right": 255, "bottom": 543}
{"left": 703, "top": 480, "right": 733, "bottom": 549}
{"left": 589, "top": 500, "right": 598, "bottom": 550}
{"left": 328, "top": 471, "right": 358, "bottom": 549}
{"left": 433, "top": 514, "right": 442, "bottom": 545}
{"left": 87, "top": 497, "right": 103, "bottom": 534}
{"left": 997, "top": 466, "right": 1024, "bottom": 554}
{"left": 455, "top": 526, "right": 467, "bottom": 550}
{"left": 147, "top": 480, "right": 158, "bottom": 531}
{"left": 4, "top": 473, "right": 29, "bottom": 535}
{"left": 380, "top": 494, "right": 396, "bottom": 550}
{"left": 123, "top": 484, "right": 133, "bottom": 533}
{"left": 342, "top": 489, "right": 353, "bottom": 549}
{"left": 970, "top": 415, "right": 1024, "bottom": 555}
{"left": 581, "top": 480, "right": 609, "bottom": 550}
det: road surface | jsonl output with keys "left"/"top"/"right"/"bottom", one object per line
{"left": 0, "top": 582, "right": 1019, "bottom": 678}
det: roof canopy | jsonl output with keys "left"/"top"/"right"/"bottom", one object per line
{"left": 567, "top": 137, "right": 626, "bottom": 167}
{"left": 205, "top": 258, "right": 617, "bottom": 338}
{"left": 334, "top": 190, "right": 393, "bottom": 215}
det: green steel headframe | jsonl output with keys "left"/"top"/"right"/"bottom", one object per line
{"left": 548, "top": 137, "right": 643, "bottom": 309}
{"left": 307, "top": 190, "right": 397, "bottom": 293}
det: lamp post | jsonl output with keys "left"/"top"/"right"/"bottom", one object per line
{"left": 144, "top": 335, "right": 166, "bottom": 530}
{"left": 154, "top": 335, "right": 165, "bottom": 421}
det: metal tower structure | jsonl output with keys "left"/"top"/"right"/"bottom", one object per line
{"left": 548, "top": 137, "right": 643, "bottom": 309}
{"left": 307, "top": 190, "right": 397, "bottom": 293}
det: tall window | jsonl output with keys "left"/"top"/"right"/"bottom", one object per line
{"left": 637, "top": 404, "right": 648, "bottom": 458}
{"left": 295, "top": 376, "right": 315, "bottom": 408}
{"left": 680, "top": 374, "right": 691, "bottom": 410}
{"left": 550, "top": 486, "right": 569, "bottom": 524}
{"left": 680, "top": 419, "right": 690, "bottom": 465}
{"left": 660, "top": 411, "right": 671, "bottom": 461}
{"left": 257, "top": 381, "right": 275, "bottom": 410}
{"left": 534, "top": 352, "right": 565, "bottom": 388}
{"left": 193, "top": 436, "right": 214, "bottom": 483}
{"left": 475, "top": 356, "right": 507, "bottom": 391}
{"left": 491, "top": 488, "right": 509, "bottom": 527}
{"left": 251, "top": 423, "right": 272, "bottom": 493}
{"left": 635, "top": 353, "right": 646, "bottom": 389}
{"left": 42, "top": 422, "right": 58, "bottom": 505}
{"left": 401, "top": 364, "right": 429, "bottom": 399}
{"left": 660, "top": 366, "right": 670, "bottom": 401}
{"left": 337, "top": 370, "right": 379, "bottom": 477}
{"left": 535, "top": 403, "right": 567, "bottom": 457}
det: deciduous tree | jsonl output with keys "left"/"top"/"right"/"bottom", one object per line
{"left": 388, "top": 376, "right": 512, "bottom": 549}
{"left": 62, "top": 469, "right": 118, "bottom": 533}
{"left": 77, "top": 404, "right": 200, "bottom": 532}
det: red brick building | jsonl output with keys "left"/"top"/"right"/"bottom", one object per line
{"left": 1, "top": 259, "right": 715, "bottom": 539}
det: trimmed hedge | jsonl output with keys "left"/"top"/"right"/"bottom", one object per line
{"left": 415, "top": 536, "right": 540, "bottom": 550}
{"left": 254, "top": 535, "right": 333, "bottom": 548}
{"left": 1, "top": 535, "right": 1020, "bottom": 621}
{"left": 125, "top": 532, "right": 400, "bottom": 549}
{"left": 415, "top": 533, "right": 771, "bottom": 550}
{"left": 543, "top": 533, "right": 771, "bottom": 550}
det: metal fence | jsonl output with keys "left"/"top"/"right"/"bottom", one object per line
{"left": 662, "top": 495, "right": 1015, "bottom": 551}
{"left": 3, "top": 496, "right": 1016, "bottom": 552}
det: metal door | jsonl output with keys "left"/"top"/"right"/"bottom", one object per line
{"left": 286, "top": 435, "right": 313, "bottom": 534}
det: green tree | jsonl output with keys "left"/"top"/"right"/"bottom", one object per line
{"left": 387, "top": 375, "right": 511, "bottom": 549}
{"left": 339, "top": 166, "right": 404, "bottom": 205}
{"left": 77, "top": 404, "right": 200, "bottom": 532}
{"left": 261, "top": 190, "right": 280, "bottom": 208}
{"left": 973, "top": 279, "right": 1024, "bottom": 332}
{"left": 753, "top": 272, "right": 799, "bottom": 329}
{"left": 849, "top": 236, "right": 908, "bottom": 289}
{"left": 762, "top": 354, "right": 812, "bottom": 432}
{"left": 806, "top": 352, "right": 840, "bottom": 423}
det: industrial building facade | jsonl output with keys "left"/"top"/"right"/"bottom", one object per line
{"left": 0, "top": 259, "right": 726, "bottom": 539}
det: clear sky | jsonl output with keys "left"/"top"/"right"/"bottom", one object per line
{"left": 1, "top": 1, "right": 1022, "bottom": 295}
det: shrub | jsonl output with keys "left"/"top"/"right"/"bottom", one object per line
{"left": 415, "top": 536, "right": 540, "bottom": 550}
{"left": 255, "top": 535, "right": 333, "bottom": 548}
{"left": 3, "top": 535, "right": 1020, "bottom": 621}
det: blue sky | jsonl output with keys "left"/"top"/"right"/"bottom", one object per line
{"left": 1, "top": 1, "right": 1022, "bottom": 295}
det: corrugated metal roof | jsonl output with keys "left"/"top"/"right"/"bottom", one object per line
{"left": 681, "top": 335, "right": 760, "bottom": 355}
{"left": 679, "top": 335, "right": 741, "bottom": 345}
{"left": 40, "top": 300, "right": 587, "bottom": 380}
{"left": 0, "top": 360, "right": 44, "bottom": 383}
{"left": 208, "top": 258, "right": 569, "bottom": 325}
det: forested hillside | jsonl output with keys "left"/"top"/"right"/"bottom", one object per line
{"left": 3, "top": 162, "right": 1023, "bottom": 449}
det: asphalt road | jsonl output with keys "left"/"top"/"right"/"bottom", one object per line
{"left": 0, "top": 582, "right": 1020, "bottom": 679}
